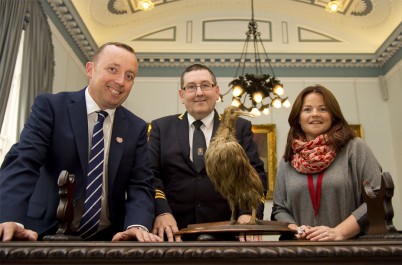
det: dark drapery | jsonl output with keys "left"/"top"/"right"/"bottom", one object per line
{"left": 0, "top": 0, "right": 28, "bottom": 129}
{"left": 17, "top": 0, "right": 54, "bottom": 135}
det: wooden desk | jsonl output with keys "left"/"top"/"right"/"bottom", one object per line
{"left": 1, "top": 240, "right": 401, "bottom": 265}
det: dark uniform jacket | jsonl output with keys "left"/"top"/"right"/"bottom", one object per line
{"left": 148, "top": 109, "right": 267, "bottom": 230}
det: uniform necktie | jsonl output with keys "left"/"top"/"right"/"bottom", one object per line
{"left": 192, "top": 120, "right": 206, "bottom": 172}
{"left": 77, "top": 110, "right": 108, "bottom": 239}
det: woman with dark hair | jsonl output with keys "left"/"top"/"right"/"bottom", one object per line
{"left": 271, "top": 85, "right": 382, "bottom": 241}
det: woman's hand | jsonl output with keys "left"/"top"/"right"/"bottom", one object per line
{"left": 290, "top": 224, "right": 310, "bottom": 240}
{"left": 305, "top": 225, "right": 340, "bottom": 241}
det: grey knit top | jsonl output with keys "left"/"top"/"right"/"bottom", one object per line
{"left": 271, "top": 138, "right": 382, "bottom": 229}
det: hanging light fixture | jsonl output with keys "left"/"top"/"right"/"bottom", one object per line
{"left": 220, "top": 0, "right": 290, "bottom": 116}
{"left": 137, "top": 0, "right": 155, "bottom": 11}
{"left": 325, "top": 0, "right": 344, "bottom": 13}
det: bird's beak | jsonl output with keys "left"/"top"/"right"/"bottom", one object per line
{"left": 236, "top": 110, "right": 255, "bottom": 118}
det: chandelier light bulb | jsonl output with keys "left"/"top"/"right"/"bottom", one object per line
{"left": 231, "top": 98, "right": 241, "bottom": 107}
{"left": 262, "top": 108, "right": 270, "bottom": 115}
{"left": 252, "top": 91, "right": 264, "bottom": 103}
{"left": 232, "top": 86, "right": 243, "bottom": 97}
{"left": 282, "top": 99, "right": 291, "bottom": 108}
{"left": 272, "top": 98, "right": 282, "bottom": 108}
{"left": 250, "top": 107, "right": 261, "bottom": 116}
{"left": 273, "top": 84, "right": 284, "bottom": 96}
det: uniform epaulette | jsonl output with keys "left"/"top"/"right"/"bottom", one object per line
{"left": 178, "top": 112, "right": 186, "bottom": 120}
{"left": 155, "top": 189, "right": 166, "bottom": 199}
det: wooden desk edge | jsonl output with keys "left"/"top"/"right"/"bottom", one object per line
{"left": 1, "top": 240, "right": 401, "bottom": 265}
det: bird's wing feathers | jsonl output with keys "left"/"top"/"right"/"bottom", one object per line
{"left": 205, "top": 141, "right": 264, "bottom": 211}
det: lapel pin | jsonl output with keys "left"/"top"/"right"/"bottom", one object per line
{"left": 116, "top": 137, "right": 123, "bottom": 143}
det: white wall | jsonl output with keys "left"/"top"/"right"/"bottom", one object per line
{"left": 50, "top": 22, "right": 402, "bottom": 233}
{"left": 49, "top": 22, "right": 87, "bottom": 93}
{"left": 384, "top": 60, "right": 402, "bottom": 221}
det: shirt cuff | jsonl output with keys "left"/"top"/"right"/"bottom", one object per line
{"left": 126, "top": 225, "right": 149, "bottom": 232}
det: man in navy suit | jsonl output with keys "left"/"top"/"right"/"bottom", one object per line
{"left": 0, "top": 42, "right": 162, "bottom": 242}
{"left": 148, "top": 64, "right": 267, "bottom": 242}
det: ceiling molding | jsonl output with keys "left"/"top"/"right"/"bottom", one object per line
{"left": 202, "top": 19, "right": 272, "bottom": 42}
{"left": 44, "top": 0, "right": 97, "bottom": 61}
{"left": 292, "top": 0, "right": 373, "bottom": 16}
{"left": 43, "top": 0, "right": 401, "bottom": 70}
{"left": 108, "top": 0, "right": 179, "bottom": 14}
{"left": 297, "top": 28, "right": 341, "bottom": 42}
{"left": 134, "top": 27, "right": 177, "bottom": 41}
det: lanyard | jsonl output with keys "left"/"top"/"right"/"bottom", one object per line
{"left": 307, "top": 171, "right": 324, "bottom": 225}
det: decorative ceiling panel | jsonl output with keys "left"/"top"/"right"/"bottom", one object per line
{"left": 43, "top": 0, "right": 402, "bottom": 69}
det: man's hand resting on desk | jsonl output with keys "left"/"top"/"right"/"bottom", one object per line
{"left": 112, "top": 227, "right": 163, "bottom": 242}
{"left": 152, "top": 213, "right": 181, "bottom": 242}
{"left": 0, "top": 222, "right": 38, "bottom": 241}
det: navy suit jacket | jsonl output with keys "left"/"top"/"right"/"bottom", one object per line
{"left": 0, "top": 89, "right": 155, "bottom": 238}
{"left": 148, "top": 110, "right": 267, "bottom": 230}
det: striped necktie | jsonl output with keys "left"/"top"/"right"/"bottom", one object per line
{"left": 77, "top": 110, "right": 108, "bottom": 239}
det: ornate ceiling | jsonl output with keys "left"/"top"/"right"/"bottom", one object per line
{"left": 43, "top": 0, "right": 401, "bottom": 70}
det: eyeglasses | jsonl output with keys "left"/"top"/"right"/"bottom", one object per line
{"left": 183, "top": 82, "right": 215, "bottom": 93}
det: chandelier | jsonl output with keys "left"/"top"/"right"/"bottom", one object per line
{"left": 220, "top": 0, "right": 290, "bottom": 116}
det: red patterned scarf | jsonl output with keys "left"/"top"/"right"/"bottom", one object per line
{"left": 291, "top": 135, "right": 337, "bottom": 174}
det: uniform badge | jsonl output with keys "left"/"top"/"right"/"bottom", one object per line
{"left": 197, "top": 147, "right": 204, "bottom": 155}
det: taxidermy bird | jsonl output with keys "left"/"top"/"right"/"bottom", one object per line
{"left": 205, "top": 106, "right": 264, "bottom": 225}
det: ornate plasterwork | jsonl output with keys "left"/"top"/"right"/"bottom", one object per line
{"left": 292, "top": 0, "right": 373, "bottom": 16}
{"left": 135, "top": 27, "right": 402, "bottom": 68}
{"left": 45, "top": 0, "right": 401, "bottom": 68}
{"left": 107, "top": 0, "right": 373, "bottom": 17}
{"left": 46, "top": 0, "right": 97, "bottom": 60}
{"left": 351, "top": 0, "right": 373, "bottom": 16}
{"left": 108, "top": 0, "right": 178, "bottom": 14}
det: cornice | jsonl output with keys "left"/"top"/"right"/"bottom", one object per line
{"left": 45, "top": 0, "right": 98, "bottom": 61}
{"left": 45, "top": 0, "right": 401, "bottom": 69}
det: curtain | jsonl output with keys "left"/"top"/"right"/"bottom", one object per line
{"left": 0, "top": 0, "right": 28, "bottom": 129}
{"left": 17, "top": 0, "right": 54, "bottom": 136}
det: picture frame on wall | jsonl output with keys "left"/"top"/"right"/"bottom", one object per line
{"left": 349, "top": 124, "right": 363, "bottom": 138}
{"left": 251, "top": 124, "right": 277, "bottom": 200}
